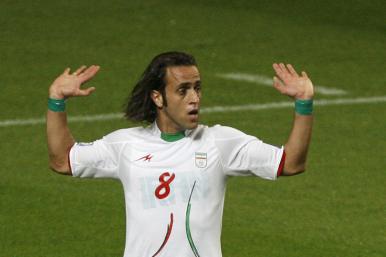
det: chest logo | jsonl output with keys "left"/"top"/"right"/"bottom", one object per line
{"left": 136, "top": 154, "right": 153, "bottom": 162}
{"left": 195, "top": 152, "right": 207, "bottom": 168}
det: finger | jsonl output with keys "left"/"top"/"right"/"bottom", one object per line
{"left": 279, "top": 63, "right": 287, "bottom": 73}
{"left": 286, "top": 64, "right": 299, "bottom": 77}
{"left": 73, "top": 65, "right": 87, "bottom": 76}
{"left": 272, "top": 63, "right": 282, "bottom": 71}
{"left": 63, "top": 67, "right": 70, "bottom": 75}
{"left": 79, "top": 65, "right": 100, "bottom": 83}
{"left": 273, "top": 63, "right": 289, "bottom": 82}
{"left": 301, "top": 71, "right": 309, "bottom": 78}
{"left": 82, "top": 65, "right": 100, "bottom": 80}
{"left": 273, "top": 76, "right": 285, "bottom": 87}
{"left": 273, "top": 63, "right": 286, "bottom": 75}
{"left": 273, "top": 76, "right": 287, "bottom": 94}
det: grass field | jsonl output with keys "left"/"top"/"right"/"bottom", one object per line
{"left": 1, "top": 0, "right": 385, "bottom": 256}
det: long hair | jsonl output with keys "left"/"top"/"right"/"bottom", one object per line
{"left": 124, "top": 51, "right": 197, "bottom": 123}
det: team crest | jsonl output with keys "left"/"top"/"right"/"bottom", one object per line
{"left": 195, "top": 152, "right": 207, "bottom": 168}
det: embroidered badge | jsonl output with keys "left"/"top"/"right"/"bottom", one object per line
{"left": 195, "top": 152, "right": 207, "bottom": 168}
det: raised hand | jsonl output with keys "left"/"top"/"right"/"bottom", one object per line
{"left": 49, "top": 65, "right": 100, "bottom": 99}
{"left": 272, "top": 63, "right": 314, "bottom": 100}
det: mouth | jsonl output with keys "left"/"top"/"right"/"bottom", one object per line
{"left": 188, "top": 109, "right": 199, "bottom": 115}
{"left": 187, "top": 109, "right": 199, "bottom": 121}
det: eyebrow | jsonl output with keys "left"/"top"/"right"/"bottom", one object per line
{"left": 177, "top": 80, "right": 201, "bottom": 88}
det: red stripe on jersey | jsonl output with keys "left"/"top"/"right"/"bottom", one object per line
{"left": 277, "top": 150, "right": 286, "bottom": 177}
{"left": 152, "top": 213, "right": 174, "bottom": 257}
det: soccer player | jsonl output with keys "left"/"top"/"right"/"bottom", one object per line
{"left": 46, "top": 51, "right": 314, "bottom": 257}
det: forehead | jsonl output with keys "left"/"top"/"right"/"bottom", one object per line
{"left": 165, "top": 65, "right": 200, "bottom": 86}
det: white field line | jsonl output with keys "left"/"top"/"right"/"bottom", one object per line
{"left": 0, "top": 113, "right": 123, "bottom": 127}
{"left": 216, "top": 72, "right": 348, "bottom": 96}
{"left": 201, "top": 96, "right": 386, "bottom": 113}
{"left": 1, "top": 96, "right": 385, "bottom": 128}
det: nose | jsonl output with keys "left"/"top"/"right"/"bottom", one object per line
{"left": 189, "top": 89, "right": 200, "bottom": 104}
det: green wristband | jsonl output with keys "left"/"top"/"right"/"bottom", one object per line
{"left": 48, "top": 98, "right": 66, "bottom": 112}
{"left": 295, "top": 99, "right": 313, "bottom": 115}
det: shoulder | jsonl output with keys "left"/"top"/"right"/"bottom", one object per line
{"left": 103, "top": 125, "right": 153, "bottom": 144}
{"left": 207, "top": 124, "right": 248, "bottom": 139}
{"left": 189, "top": 124, "right": 250, "bottom": 142}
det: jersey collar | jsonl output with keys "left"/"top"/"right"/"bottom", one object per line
{"left": 160, "top": 131, "right": 185, "bottom": 142}
{"left": 152, "top": 122, "right": 193, "bottom": 142}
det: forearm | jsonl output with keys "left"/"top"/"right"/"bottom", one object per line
{"left": 45, "top": 65, "right": 99, "bottom": 174}
{"left": 46, "top": 109, "right": 74, "bottom": 175}
{"left": 271, "top": 63, "right": 314, "bottom": 175}
{"left": 283, "top": 113, "right": 313, "bottom": 175}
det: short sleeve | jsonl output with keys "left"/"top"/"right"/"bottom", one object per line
{"left": 69, "top": 138, "right": 120, "bottom": 179}
{"left": 211, "top": 125, "right": 284, "bottom": 180}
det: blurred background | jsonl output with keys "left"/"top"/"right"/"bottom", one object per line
{"left": 0, "top": 1, "right": 385, "bottom": 256}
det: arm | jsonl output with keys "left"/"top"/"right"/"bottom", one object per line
{"left": 272, "top": 63, "right": 314, "bottom": 175}
{"left": 46, "top": 65, "right": 100, "bottom": 175}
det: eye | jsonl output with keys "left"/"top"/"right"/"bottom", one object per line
{"left": 194, "top": 81, "right": 201, "bottom": 91}
{"left": 178, "top": 88, "right": 187, "bottom": 95}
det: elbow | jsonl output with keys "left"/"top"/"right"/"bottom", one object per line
{"left": 282, "top": 163, "right": 307, "bottom": 176}
{"left": 49, "top": 158, "right": 72, "bottom": 176}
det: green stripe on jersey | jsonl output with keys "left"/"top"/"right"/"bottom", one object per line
{"left": 185, "top": 181, "right": 200, "bottom": 257}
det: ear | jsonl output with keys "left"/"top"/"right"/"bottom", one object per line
{"left": 151, "top": 90, "right": 163, "bottom": 108}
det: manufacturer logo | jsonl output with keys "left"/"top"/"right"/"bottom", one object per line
{"left": 136, "top": 154, "right": 153, "bottom": 162}
{"left": 195, "top": 152, "right": 207, "bottom": 168}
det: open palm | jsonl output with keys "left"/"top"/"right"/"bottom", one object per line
{"left": 49, "top": 65, "right": 100, "bottom": 99}
{"left": 273, "top": 63, "right": 314, "bottom": 100}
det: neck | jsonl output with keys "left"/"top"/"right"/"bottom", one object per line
{"left": 155, "top": 116, "right": 183, "bottom": 134}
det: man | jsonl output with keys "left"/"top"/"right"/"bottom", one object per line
{"left": 46, "top": 51, "right": 314, "bottom": 257}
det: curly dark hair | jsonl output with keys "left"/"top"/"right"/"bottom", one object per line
{"left": 124, "top": 51, "right": 197, "bottom": 123}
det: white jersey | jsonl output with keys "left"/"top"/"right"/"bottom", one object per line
{"left": 69, "top": 123, "right": 284, "bottom": 257}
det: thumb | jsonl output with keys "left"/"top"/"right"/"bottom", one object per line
{"left": 273, "top": 76, "right": 288, "bottom": 95}
{"left": 77, "top": 87, "right": 96, "bottom": 96}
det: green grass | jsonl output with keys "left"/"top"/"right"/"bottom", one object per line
{"left": 1, "top": 0, "right": 385, "bottom": 256}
